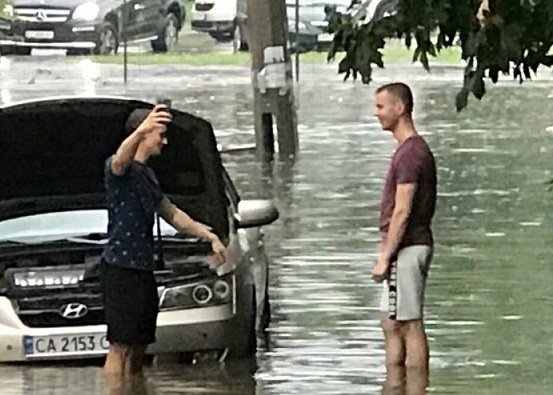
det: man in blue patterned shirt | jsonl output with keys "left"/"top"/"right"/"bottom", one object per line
{"left": 101, "top": 105, "right": 227, "bottom": 376}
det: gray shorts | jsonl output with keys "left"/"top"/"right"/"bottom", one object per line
{"left": 379, "top": 245, "right": 433, "bottom": 321}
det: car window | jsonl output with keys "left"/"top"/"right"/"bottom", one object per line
{"left": 0, "top": 210, "right": 175, "bottom": 243}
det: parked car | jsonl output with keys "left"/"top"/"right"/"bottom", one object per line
{"left": 191, "top": 0, "right": 248, "bottom": 51}
{"left": 0, "top": 0, "right": 186, "bottom": 56}
{"left": 233, "top": 0, "right": 354, "bottom": 54}
{"left": 0, "top": 96, "right": 278, "bottom": 362}
{"left": 287, "top": 0, "right": 352, "bottom": 50}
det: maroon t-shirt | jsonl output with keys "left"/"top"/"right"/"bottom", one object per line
{"left": 379, "top": 135, "right": 437, "bottom": 248}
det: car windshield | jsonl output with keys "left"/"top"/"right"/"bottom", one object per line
{"left": 0, "top": 210, "right": 177, "bottom": 244}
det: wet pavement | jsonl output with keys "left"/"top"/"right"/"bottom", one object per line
{"left": 1, "top": 53, "right": 553, "bottom": 394}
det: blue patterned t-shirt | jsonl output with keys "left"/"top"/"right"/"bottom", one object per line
{"left": 101, "top": 156, "right": 165, "bottom": 271}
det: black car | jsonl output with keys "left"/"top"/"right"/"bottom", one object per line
{"left": 0, "top": 0, "right": 185, "bottom": 55}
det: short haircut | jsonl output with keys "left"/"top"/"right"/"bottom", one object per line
{"left": 124, "top": 108, "right": 150, "bottom": 134}
{"left": 376, "top": 82, "right": 414, "bottom": 115}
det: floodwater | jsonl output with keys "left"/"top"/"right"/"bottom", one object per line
{"left": 1, "top": 52, "right": 553, "bottom": 394}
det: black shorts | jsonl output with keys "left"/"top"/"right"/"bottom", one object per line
{"left": 100, "top": 261, "right": 159, "bottom": 345}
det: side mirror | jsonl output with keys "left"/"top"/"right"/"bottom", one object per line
{"left": 234, "top": 200, "right": 279, "bottom": 229}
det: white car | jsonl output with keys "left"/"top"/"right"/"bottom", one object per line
{"left": 0, "top": 96, "right": 278, "bottom": 362}
{"left": 191, "top": 0, "right": 247, "bottom": 49}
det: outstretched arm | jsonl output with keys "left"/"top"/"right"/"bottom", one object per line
{"left": 157, "top": 197, "right": 228, "bottom": 266}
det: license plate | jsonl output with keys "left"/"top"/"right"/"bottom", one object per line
{"left": 25, "top": 30, "right": 54, "bottom": 39}
{"left": 317, "top": 33, "right": 333, "bottom": 42}
{"left": 23, "top": 333, "right": 109, "bottom": 356}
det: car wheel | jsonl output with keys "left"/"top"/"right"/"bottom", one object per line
{"left": 93, "top": 23, "right": 118, "bottom": 55}
{"left": 151, "top": 14, "right": 179, "bottom": 53}
{"left": 228, "top": 284, "right": 257, "bottom": 358}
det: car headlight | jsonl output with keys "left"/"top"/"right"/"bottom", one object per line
{"left": 1, "top": 2, "right": 14, "bottom": 18}
{"left": 191, "top": 284, "right": 213, "bottom": 305}
{"left": 72, "top": 2, "right": 100, "bottom": 21}
{"left": 159, "top": 275, "right": 234, "bottom": 311}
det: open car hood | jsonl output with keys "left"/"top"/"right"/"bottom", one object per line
{"left": 0, "top": 96, "right": 229, "bottom": 239}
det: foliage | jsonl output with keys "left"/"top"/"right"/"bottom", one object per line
{"left": 328, "top": 0, "right": 553, "bottom": 111}
{"left": 0, "top": 0, "right": 10, "bottom": 17}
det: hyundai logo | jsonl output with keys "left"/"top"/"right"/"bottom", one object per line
{"left": 59, "top": 303, "right": 88, "bottom": 319}
{"left": 36, "top": 10, "right": 47, "bottom": 21}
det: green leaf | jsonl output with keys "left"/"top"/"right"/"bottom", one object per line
{"left": 420, "top": 51, "right": 430, "bottom": 71}
{"left": 338, "top": 58, "right": 350, "bottom": 74}
{"left": 456, "top": 88, "right": 469, "bottom": 112}
{"left": 412, "top": 46, "right": 422, "bottom": 62}
{"left": 471, "top": 75, "right": 486, "bottom": 100}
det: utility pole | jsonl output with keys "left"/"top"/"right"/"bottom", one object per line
{"left": 246, "top": 0, "right": 298, "bottom": 161}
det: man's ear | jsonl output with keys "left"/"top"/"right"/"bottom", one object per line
{"left": 394, "top": 99, "right": 405, "bottom": 116}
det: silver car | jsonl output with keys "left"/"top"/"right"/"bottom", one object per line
{"left": 0, "top": 96, "right": 278, "bottom": 362}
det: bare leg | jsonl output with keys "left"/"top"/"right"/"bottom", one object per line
{"left": 402, "top": 320, "right": 429, "bottom": 372}
{"left": 381, "top": 314, "right": 406, "bottom": 367}
{"left": 126, "top": 345, "right": 147, "bottom": 376}
{"left": 405, "top": 365, "right": 428, "bottom": 395}
{"left": 104, "top": 343, "right": 128, "bottom": 375}
{"left": 405, "top": 324, "right": 429, "bottom": 394}
{"left": 381, "top": 364, "right": 406, "bottom": 395}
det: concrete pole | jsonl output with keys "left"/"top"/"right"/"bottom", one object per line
{"left": 246, "top": 0, "right": 298, "bottom": 161}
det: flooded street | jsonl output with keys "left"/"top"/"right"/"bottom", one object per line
{"left": 1, "top": 54, "right": 553, "bottom": 394}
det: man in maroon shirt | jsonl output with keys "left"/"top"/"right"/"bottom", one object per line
{"left": 372, "top": 83, "right": 437, "bottom": 383}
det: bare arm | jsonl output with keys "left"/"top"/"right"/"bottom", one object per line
{"left": 111, "top": 105, "right": 172, "bottom": 176}
{"left": 380, "top": 183, "right": 416, "bottom": 263}
{"left": 157, "top": 197, "right": 227, "bottom": 265}
{"left": 373, "top": 183, "right": 416, "bottom": 282}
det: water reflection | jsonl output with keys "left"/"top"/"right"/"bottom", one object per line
{"left": 381, "top": 365, "right": 428, "bottom": 395}
{"left": 103, "top": 374, "right": 154, "bottom": 395}
{"left": 0, "top": 358, "right": 257, "bottom": 395}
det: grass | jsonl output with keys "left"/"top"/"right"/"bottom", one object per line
{"left": 90, "top": 44, "right": 463, "bottom": 66}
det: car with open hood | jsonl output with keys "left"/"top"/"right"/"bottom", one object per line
{"left": 0, "top": 0, "right": 185, "bottom": 55}
{"left": 0, "top": 96, "right": 278, "bottom": 362}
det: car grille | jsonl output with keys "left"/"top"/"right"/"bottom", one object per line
{"left": 16, "top": 291, "right": 105, "bottom": 328}
{"left": 195, "top": 3, "right": 214, "bottom": 11}
{"left": 19, "top": 310, "right": 105, "bottom": 328}
{"left": 14, "top": 7, "right": 71, "bottom": 23}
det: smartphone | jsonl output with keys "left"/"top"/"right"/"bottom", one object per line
{"left": 156, "top": 98, "right": 172, "bottom": 109}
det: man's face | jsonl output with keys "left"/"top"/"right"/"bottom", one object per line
{"left": 143, "top": 126, "right": 167, "bottom": 156}
{"left": 374, "top": 90, "right": 403, "bottom": 131}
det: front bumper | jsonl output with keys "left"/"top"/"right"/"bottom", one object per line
{"left": 191, "top": 20, "right": 234, "bottom": 35}
{"left": 0, "top": 297, "right": 235, "bottom": 362}
{"left": 0, "top": 19, "right": 102, "bottom": 49}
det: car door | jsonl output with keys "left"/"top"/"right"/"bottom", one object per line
{"left": 120, "top": 0, "right": 156, "bottom": 40}
{"left": 134, "top": 0, "right": 164, "bottom": 38}
{"left": 118, "top": 0, "right": 144, "bottom": 41}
